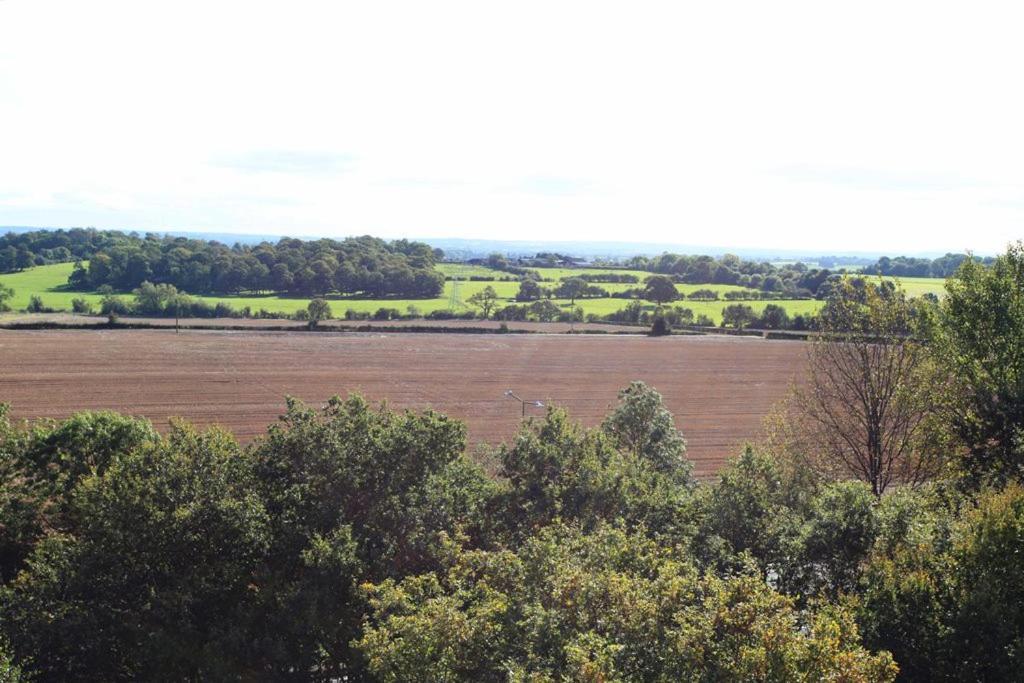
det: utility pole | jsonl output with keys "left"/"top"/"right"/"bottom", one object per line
{"left": 504, "top": 390, "right": 544, "bottom": 418}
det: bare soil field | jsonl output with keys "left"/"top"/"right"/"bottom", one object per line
{"left": 0, "top": 329, "right": 807, "bottom": 477}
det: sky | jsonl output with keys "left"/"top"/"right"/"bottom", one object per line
{"left": 1, "top": 0, "right": 1023, "bottom": 254}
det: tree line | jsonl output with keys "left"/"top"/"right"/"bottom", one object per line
{"left": 3, "top": 244, "right": 1024, "bottom": 679}
{"left": 861, "top": 253, "right": 994, "bottom": 278}
{"left": 2, "top": 229, "right": 446, "bottom": 299}
{"left": 476, "top": 251, "right": 843, "bottom": 298}
{"left": 624, "top": 252, "right": 842, "bottom": 297}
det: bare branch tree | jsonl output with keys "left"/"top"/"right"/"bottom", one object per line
{"left": 780, "top": 279, "right": 942, "bottom": 496}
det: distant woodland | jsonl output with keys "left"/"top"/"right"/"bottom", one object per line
{"left": 0, "top": 229, "right": 445, "bottom": 298}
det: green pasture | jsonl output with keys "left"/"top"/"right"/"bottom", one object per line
{"left": 0, "top": 263, "right": 100, "bottom": 311}
{"left": 436, "top": 263, "right": 518, "bottom": 280}
{"left": 529, "top": 266, "right": 651, "bottom": 281}
{"left": 1, "top": 262, "right": 945, "bottom": 325}
{"left": 875, "top": 276, "right": 947, "bottom": 298}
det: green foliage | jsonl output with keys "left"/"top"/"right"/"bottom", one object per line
{"left": 356, "top": 524, "right": 897, "bottom": 682}
{"left": 721, "top": 303, "right": 757, "bottom": 329}
{"left": 0, "top": 409, "right": 158, "bottom": 581}
{"left": 796, "top": 481, "right": 878, "bottom": 598}
{"left": 132, "top": 280, "right": 188, "bottom": 315}
{"left": 858, "top": 483, "right": 1024, "bottom": 681}
{"left": 0, "top": 637, "right": 23, "bottom": 683}
{"left": 759, "top": 302, "right": 791, "bottom": 329}
{"left": 99, "top": 293, "right": 130, "bottom": 316}
{"left": 553, "top": 277, "right": 607, "bottom": 304}
{"left": 601, "top": 381, "right": 690, "bottom": 480}
{"left": 515, "top": 277, "right": 541, "bottom": 301}
{"left": 466, "top": 285, "right": 499, "bottom": 318}
{"left": 527, "top": 298, "right": 560, "bottom": 322}
{"left": 932, "top": 241, "right": 1024, "bottom": 484}
{"left": 69, "top": 297, "right": 92, "bottom": 314}
{"left": 495, "top": 407, "right": 697, "bottom": 548}
{"left": 642, "top": 274, "right": 678, "bottom": 304}
{"left": 246, "top": 395, "right": 493, "bottom": 676}
{"left": 25, "top": 295, "right": 45, "bottom": 313}
{"left": 12, "top": 385, "right": 1014, "bottom": 680}
{"left": 1, "top": 424, "right": 269, "bottom": 680}
{"left": 697, "top": 447, "right": 804, "bottom": 579}
{"left": 2, "top": 228, "right": 445, "bottom": 299}
{"left": 307, "top": 297, "right": 332, "bottom": 327}
{"left": 0, "top": 284, "right": 13, "bottom": 313}
{"left": 1, "top": 260, "right": 831, "bottom": 323}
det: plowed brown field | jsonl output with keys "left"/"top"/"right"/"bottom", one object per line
{"left": 0, "top": 330, "right": 807, "bottom": 477}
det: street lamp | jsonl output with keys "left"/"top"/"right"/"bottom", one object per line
{"left": 504, "top": 390, "right": 544, "bottom": 418}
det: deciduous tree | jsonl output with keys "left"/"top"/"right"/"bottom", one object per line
{"left": 307, "top": 298, "right": 332, "bottom": 328}
{"left": 643, "top": 275, "right": 679, "bottom": 305}
{"left": 787, "top": 279, "right": 940, "bottom": 495}
{"left": 931, "top": 241, "right": 1024, "bottom": 484}
{"left": 466, "top": 285, "right": 499, "bottom": 318}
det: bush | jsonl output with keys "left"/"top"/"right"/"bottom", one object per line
{"left": 650, "top": 316, "right": 671, "bottom": 336}
{"left": 307, "top": 298, "right": 332, "bottom": 327}
{"left": 214, "top": 302, "right": 237, "bottom": 318}
{"left": 721, "top": 304, "right": 757, "bottom": 329}
{"left": 99, "top": 295, "right": 131, "bottom": 316}
{"left": 71, "top": 298, "right": 93, "bottom": 314}
{"left": 26, "top": 295, "right": 47, "bottom": 313}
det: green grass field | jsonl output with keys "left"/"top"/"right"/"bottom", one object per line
{"left": 436, "top": 263, "right": 519, "bottom": 279}
{"left": 1, "top": 262, "right": 948, "bottom": 325}
{"left": 875, "top": 276, "right": 948, "bottom": 298}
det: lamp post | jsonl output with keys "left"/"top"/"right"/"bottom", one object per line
{"left": 504, "top": 390, "right": 544, "bottom": 418}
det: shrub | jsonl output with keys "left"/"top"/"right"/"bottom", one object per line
{"left": 214, "top": 302, "right": 237, "bottom": 318}
{"left": 26, "top": 295, "right": 46, "bottom": 313}
{"left": 721, "top": 304, "right": 757, "bottom": 329}
{"left": 100, "top": 295, "right": 131, "bottom": 316}
{"left": 307, "top": 299, "right": 332, "bottom": 328}
{"left": 71, "top": 298, "right": 93, "bottom": 314}
{"left": 650, "top": 316, "right": 671, "bottom": 336}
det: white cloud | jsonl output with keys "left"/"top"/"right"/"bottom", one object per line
{"left": 1, "top": 0, "right": 1022, "bottom": 253}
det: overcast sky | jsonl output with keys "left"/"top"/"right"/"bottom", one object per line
{"left": 1, "top": 1, "right": 1022, "bottom": 253}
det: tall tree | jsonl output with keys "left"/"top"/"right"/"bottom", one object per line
{"left": 601, "top": 381, "right": 690, "bottom": 480}
{"left": 931, "top": 241, "right": 1024, "bottom": 484}
{"left": 515, "top": 278, "right": 541, "bottom": 301}
{"left": 785, "top": 279, "right": 939, "bottom": 495}
{"left": 643, "top": 275, "right": 679, "bottom": 305}
{"left": 555, "top": 277, "right": 587, "bottom": 305}
{"left": 466, "top": 285, "right": 499, "bottom": 319}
